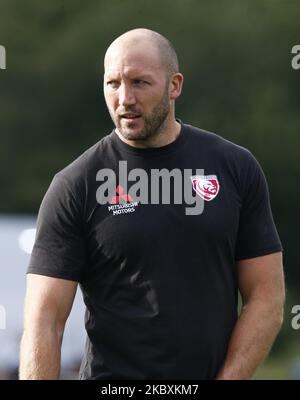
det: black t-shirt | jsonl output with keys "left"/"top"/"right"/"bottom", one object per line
{"left": 27, "top": 121, "right": 282, "bottom": 379}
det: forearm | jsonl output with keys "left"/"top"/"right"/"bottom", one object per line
{"left": 19, "top": 327, "right": 62, "bottom": 380}
{"left": 216, "top": 299, "right": 283, "bottom": 380}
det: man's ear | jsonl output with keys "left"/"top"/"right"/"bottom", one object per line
{"left": 169, "top": 73, "right": 184, "bottom": 100}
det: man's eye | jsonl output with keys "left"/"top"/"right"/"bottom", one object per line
{"left": 107, "top": 81, "right": 119, "bottom": 88}
{"left": 133, "top": 79, "right": 147, "bottom": 85}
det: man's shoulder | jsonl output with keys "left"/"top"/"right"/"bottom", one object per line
{"left": 56, "top": 133, "right": 112, "bottom": 182}
{"left": 185, "top": 122, "right": 254, "bottom": 162}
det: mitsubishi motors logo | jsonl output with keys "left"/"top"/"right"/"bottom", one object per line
{"left": 110, "top": 185, "right": 133, "bottom": 204}
{"left": 191, "top": 175, "right": 220, "bottom": 201}
{"left": 108, "top": 184, "right": 138, "bottom": 216}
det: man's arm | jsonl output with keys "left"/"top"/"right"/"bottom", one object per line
{"left": 216, "top": 252, "right": 285, "bottom": 380}
{"left": 19, "top": 274, "right": 78, "bottom": 380}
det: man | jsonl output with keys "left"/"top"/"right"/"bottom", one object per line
{"left": 19, "top": 28, "right": 285, "bottom": 380}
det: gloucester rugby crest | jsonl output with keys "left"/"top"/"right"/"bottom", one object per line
{"left": 191, "top": 175, "right": 220, "bottom": 202}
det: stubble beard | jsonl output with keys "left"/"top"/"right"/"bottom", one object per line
{"left": 111, "top": 87, "right": 170, "bottom": 142}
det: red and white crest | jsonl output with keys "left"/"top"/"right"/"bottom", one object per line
{"left": 190, "top": 175, "right": 220, "bottom": 202}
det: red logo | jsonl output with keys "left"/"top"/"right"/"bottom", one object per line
{"left": 110, "top": 185, "right": 133, "bottom": 204}
{"left": 191, "top": 175, "right": 220, "bottom": 201}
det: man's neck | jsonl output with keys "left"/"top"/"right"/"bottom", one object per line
{"left": 115, "top": 118, "right": 181, "bottom": 149}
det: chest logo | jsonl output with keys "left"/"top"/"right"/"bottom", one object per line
{"left": 110, "top": 185, "right": 133, "bottom": 204}
{"left": 191, "top": 175, "right": 220, "bottom": 202}
{"left": 108, "top": 185, "right": 138, "bottom": 216}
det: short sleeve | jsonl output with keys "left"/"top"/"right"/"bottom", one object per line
{"left": 27, "top": 173, "right": 87, "bottom": 282}
{"left": 235, "top": 152, "right": 283, "bottom": 260}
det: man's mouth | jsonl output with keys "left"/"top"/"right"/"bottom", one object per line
{"left": 121, "top": 113, "right": 141, "bottom": 120}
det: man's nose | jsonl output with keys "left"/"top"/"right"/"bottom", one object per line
{"left": 118, "top": 83, "right": 136, "bottom": 106}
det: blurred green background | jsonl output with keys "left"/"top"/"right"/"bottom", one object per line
{"left": 0, "top": 0, "right": 299, "bottom": 379}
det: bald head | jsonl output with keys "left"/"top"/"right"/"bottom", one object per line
{"left": 104, "top": 28, "right": 179, "bottom": 79}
